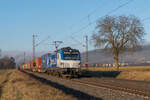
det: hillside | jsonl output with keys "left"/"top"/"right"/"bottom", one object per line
{"left": 1, "top": 45, "right": 150, "bottom": 66}
{"left": 81, "top": 45, "right": 150, "bottom": 64}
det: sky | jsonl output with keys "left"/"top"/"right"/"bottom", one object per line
{"left": 0, "top": 0, "right": 150, "bottom": 53}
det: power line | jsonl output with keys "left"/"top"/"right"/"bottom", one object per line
{"left": 53, "top": 41, "right": 63, "bottom": 52}
{"left": 69, "top": 0, "right": 134, "bottom": 46}
{"left": 35, "top": 36, "right": 51, "bottom": 47}
{"left": 142, "top": 17, "right": 150, "bottom": 21}
{"left": 70, "top": 0, "right": 134, "bottom": 36}
{"left": 70, "top": 35, "right": 83, "bottom": 45}
{"left": 70, "top": 0, "right": 124, "bottom": 29}
{"left": 69, "top": 1, "right": 105, "bottom": 29}
{"left": 105, "top": 0, "right": 134, "bottom": 16}
{"left": 33, "top": 35, "right": 51, "bottom": 60}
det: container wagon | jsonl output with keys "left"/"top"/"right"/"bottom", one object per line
{"left": 35, "top": 57, "right": 42, "bottom": 72}
{"left": 27, "top": 63, "right": 30, "bottom": 70}
{"left": 23, "top": 64, "right": 27, "bottom": 70}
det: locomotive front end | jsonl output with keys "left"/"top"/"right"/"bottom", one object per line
{"left": 57, "top": 47, "right": 81, "bottom": 76}
{"left": 58, "top": 47, "right": 81, "bottom": 68}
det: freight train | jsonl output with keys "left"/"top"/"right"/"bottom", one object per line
{"left": 20, "top": 47, "right": 81, "bottom": 77}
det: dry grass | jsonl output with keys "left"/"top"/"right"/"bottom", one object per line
{"left": 81, "top": 66, "right": 150, "bottom": 71}
{"left": 0, "top": 70, "right": 77, "bottom": 100}
{"left": 0, "top": 70, "right": 6, "bottom": 76}
{"left": 81, "top": 66, "right": 150, "bottom": 81}
{"left": 117, "top": 71, "right": 150, "bottom": 81}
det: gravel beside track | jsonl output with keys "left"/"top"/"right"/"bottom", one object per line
{"left": 24, "top": 71, "right": 150, "bottom": 100}
{"left": 80, "top": 77, "right": 150, "bottom": 91}
{"left": 78, "top": 77, "right": 150, "bottom": 96}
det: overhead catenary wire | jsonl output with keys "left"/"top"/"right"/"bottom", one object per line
{"left": 69, "top": 0, "right": 135, "bottom": 47}
{"left": 142, "top": 17, "right": 150, "bottom": 21}
{"left": 35, "top": 36, "right": 51, "bottom": 47}
{"left": 69, "top": 0, "right": 124, "bottom": 29}
{"left": 71, "top": 0, "right": 135, "bottom": 36}
{"left": 69, "top": 1, "right": 105, "bottom": 29}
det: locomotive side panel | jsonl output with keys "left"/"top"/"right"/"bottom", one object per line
{"left": 48, "top": 53, "right": 57, "bottom": 68}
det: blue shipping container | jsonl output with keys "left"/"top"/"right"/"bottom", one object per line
{"left": 41, "top": 53, "right": 57, "bottom": 69}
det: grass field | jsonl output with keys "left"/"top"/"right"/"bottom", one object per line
{"left": 81, "top": 66, "right": 150, "bottom": 81}
{"left": 0, "top": 70, "right": 7, "bottom": 76}
{"left": 0, "top": 70, "right": 77, "bottom": 100}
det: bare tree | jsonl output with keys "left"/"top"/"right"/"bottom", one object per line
{"left": 92, "top": 16, "right": 145, "bottom": 70}
{"left": 0, "top": 56, "right": 16, "bottom": 69}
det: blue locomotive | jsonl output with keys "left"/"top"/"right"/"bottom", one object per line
{"left": 41, "top": 47, "right": 81, "bottom": 77}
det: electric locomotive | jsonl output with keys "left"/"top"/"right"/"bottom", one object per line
{"left": 41, "top": 47, "right": 81, "bottom": 77}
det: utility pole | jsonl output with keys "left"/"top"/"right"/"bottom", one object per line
{"left": 53, "top": 41, "right": 63, "bottom": 52}
{"left": 32, "top": 35, "right": 50, "bottom": 60}
{"left": 85, "top": 35, "right": 88, "bottom": 67}
{"left": 32, "top": 34, "right": 37, "bottom": 60}
{"left": 24, "top": 52, "right": 26, "bottom": 64}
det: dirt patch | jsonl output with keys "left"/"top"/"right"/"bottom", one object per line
{"left": 0, "top": 70, "right": 77, "bottom": 100}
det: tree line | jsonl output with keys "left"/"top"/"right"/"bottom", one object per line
{"left": 0, "top": 56, "right": 16, "bottom": 69}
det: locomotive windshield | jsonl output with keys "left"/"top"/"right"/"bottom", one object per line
{"left": 63, "top": 51, "right": 80, "bottom": 60}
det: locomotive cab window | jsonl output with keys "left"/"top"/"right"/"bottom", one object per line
{"left": 63, "top": 51, "right": 79, "bottom": 60}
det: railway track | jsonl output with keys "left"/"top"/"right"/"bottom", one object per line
{"left": 23, "top": 70, "right": 150, "bottom": 99}
{"left": 71, "top": 79, "right": 150, "bottom": 99}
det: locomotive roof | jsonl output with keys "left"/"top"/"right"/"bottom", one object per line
{"left": 42, "top": 47, "right": 79, "bottom": 57}
{"left": 60, "top": 47, "right": 79, "bottom": 52}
